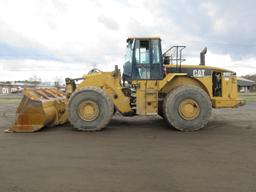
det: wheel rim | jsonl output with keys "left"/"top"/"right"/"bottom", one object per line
{"left": 178, "top": 99, "right": 200, "bottom": 120}
{"left": 78, "top": 100, "right": 99, "bottom": 121}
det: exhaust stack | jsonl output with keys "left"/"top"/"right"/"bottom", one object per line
{"left": 200, "top": 47, "right": 207, "bottom": 65}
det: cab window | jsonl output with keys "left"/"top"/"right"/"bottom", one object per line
{"left": 151, "top": 40, "right": 160, "bottom": 64}
{"left": 135, "top": 40, "right": 150, "bottom": 64}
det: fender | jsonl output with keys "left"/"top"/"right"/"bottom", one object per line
{"left": 159, "top": 74, "right": 212, "bottom": 98}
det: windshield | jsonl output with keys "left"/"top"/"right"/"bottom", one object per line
{"left": 125, "top": 39, "right": 134, "bottom": 63}
{"left": 123, "top": 39, "right": 134, "bottom": 77}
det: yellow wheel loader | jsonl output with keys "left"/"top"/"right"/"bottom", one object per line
{"left": 7, "top": 37, "right": 244, "bottom": 133}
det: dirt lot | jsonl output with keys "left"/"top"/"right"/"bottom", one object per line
{"left": 0, "top": 101, "right": 256, "bottom": 192}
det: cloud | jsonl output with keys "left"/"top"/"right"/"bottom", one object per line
{"left": 98, "top": 15, "right": 119, "bottom": 31}
{"left": 185, "top": 51, "right": 256, "bottom": 76}
{"left": 0, "top": 0, "right": 255, "bottom": 81}
{"left": 0, "top": 42, "right": 56, "bottom": 60}
{"left": 0, "top": 59, "right": 93, "bottom": 81}
{"left": 164, "top": 0, "right": 256, "bottom": 59}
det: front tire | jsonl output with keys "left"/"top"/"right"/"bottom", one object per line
{"left": 163, "top": 85, "right": 212, "bottom": 131}
{"left": 68, "top": 87, "right": 114, "bottom": 131}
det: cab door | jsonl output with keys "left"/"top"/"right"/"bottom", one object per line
{"left": 133, "top": 39, "right": 162, "bottom": 115}
{"left": 132, "top": 39, "right": 163, "bottom": 80}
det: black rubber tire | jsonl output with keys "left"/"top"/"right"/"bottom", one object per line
{"left": 68, "top": 87, "right": 114, "bottom": 131}
{"left": 158, "top": 100, "right": 164, "bottom": 118}
{"left": 163, "top": 85, "right": 212, "bottom": 131}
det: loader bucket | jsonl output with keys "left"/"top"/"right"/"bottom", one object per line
{"left": 5, "top": 88, "right": 68, "bottom": 133}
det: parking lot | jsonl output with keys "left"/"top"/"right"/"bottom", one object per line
{"left": 0, "top": 97, "right": 256, "bottom": 192}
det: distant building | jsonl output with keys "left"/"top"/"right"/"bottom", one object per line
{"left": 0, "top": 81, "right": 65, "bottom": 95}
{"left": 0, "top": 83, "right": 24, "bottom": 95}
{"left": 237, "top": 77, "right": 256, "bottom": 93}
{"left": 251, "top": 84, "right": 256, "bottom": 92}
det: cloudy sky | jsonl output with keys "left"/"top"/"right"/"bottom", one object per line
{"left": 0, "top": 0, "right": 256, "bottom": 82}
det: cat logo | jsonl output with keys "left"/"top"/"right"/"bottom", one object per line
{"left": 193, "top": 69, "right": 206, "bottom": 77}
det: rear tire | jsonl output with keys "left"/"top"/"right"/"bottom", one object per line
{"left": 163, "top": 85, "right": 212, "bottom": 131}
{"left": 68, "top": 87, "right": 114, "bottom": 131}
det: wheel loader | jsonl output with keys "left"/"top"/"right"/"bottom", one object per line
{"left": 7, "top": 37, "right": 244, "bottom": 133}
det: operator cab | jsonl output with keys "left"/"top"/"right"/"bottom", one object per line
{"left": 123, "top": 37, "right": 163, "bottom": 82}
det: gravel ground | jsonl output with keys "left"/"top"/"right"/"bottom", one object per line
{"left": 0, "top": 103, "right": 256, "bottom": 192}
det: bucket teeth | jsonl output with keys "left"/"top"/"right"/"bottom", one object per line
{"left": 6, "top": 88, "right": 68, "bottom": 133}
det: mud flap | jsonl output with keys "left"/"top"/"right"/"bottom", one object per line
{"left": 5, "top": 88, "right": 68, "bottom": 133}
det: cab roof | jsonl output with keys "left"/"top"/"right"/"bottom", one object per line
{"left": 127, "top": 37, "right": 161, "bottom": 42}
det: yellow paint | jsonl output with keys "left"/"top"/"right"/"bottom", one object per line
{"left": 131, "top": 73, "right": 212, "bottom": 116}
{"left": 211, "top": 98, "right": 242, "bottom": 108}
{"left": 160, "top": 75, "right": 211, "bottom": 97}
{"left": 158, "top": 73, "right": 186, "bottom": 90}
{"left": 7, "top": 88, "right": 68, "bottom": 133}
{"left": 164, "top": 64, "right": 232, "bottom": 73}
{"left": 162, "top": 65, "right": 243, "bottom": 108}
{"left": 77, "top": 71, "right": 132, "bottom": 114}
{"left": 130, "top": 68, "right": 242, "bottom": 115}
{"left": 178, "top": 99, "right": 200, "bottom": 120}
{"left": 78, "top": 100, "right": 99, "bottom": 121}
{"left": 132, "top": 80, "right": 159, "bottom": 115}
